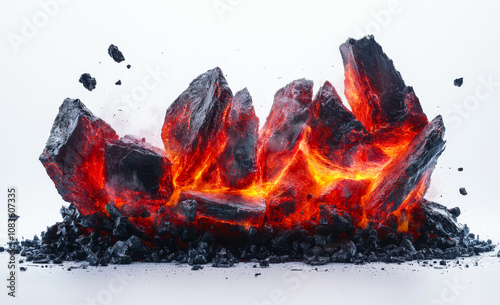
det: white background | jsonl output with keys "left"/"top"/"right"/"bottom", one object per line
{"left": 0, "top": 1, "right": 499, "bottom": 304}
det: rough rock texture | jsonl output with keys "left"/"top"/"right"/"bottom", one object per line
{"left": 257, "top": 79, "right": 313, "bottom": 183}
{"left": 161, "top": 67, "right": 232, "bottom": 186}
{"left": 19, "top": 202, "right": 494, "bottom": 267}
{"left": 39, "top": 98, "right": 118, "bottom": 214}
{"left": 178, "top": 191, "right": 266, "bottom": 227}
{"left": 307, "top": 81, "right": 387, "bottom": 168}
{"left": 214, "top": 88, "right": 259, "bottom": 189}
{"left": 79, "top": 73, "right": 97, "bottom": 91}
{"left": 105, "top": 135, "right": 173, "bottom": 197}
{"left": 265, "top": 150, "right": 316, "bottom": 224}
{"left": 365, "top": 116, "right": 446, "bottom": 221}
{"left": 340, "top": 36, "right": 427, "bottom": 132}
{"left": 454, "top": 78, "right": 463, "bottom": 87}
{"left": 108, "top": 44, "right": 125, "bottom": 63}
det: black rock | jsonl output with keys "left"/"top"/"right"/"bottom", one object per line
{"left": 126, "top": 235, "right": 149, "bottom": 257}
{"left": 458, "top": 167, "right": 464, "bottom": 172}
{"left": 308, "top": 81, "right": 386, "bottom": 167}
{"left": 113, "top": 217, "right": 131, "bottom": 240}
{"left": 115, "top": 80, "right": 122, "bottom": 85}
{"left": 365, "top": 116, "right": 446, "bottom": 221}
{"left": 20, "top": 267, "right": 27, "bottom": 272}
{"left": 39, "top": 99, "right": 117, "bottom": 214}
{"left": 191, "top": 264, "right": 203, "bottom": 270}
{"left": 193, "top": 254, "right": 207, "bottom": 265}
{"left": 331, "top": 240, "right": 356, "bottom": 263}
{"left": 106, "top": 202, "right": 122, "bottom": 219}
{"left": 105, "top": 135, "right": 173, "bottom": 196}
{"left": 258, "top": 78, "right": 313, "bottom": 182}
{"left": 178, "top": 191, "right": 265, "bottom": 227}
{"left": 340, "top": 35, "right": 427, "bottom": 132}
{"left": 161, "top": 67, "right": 232, "bottom": 186}
{"left": 108, "top": 44, "right": 125, "bottom": 63}
{"left": 53, "top": 258, "right": 63, "bottom": 264}
{"left": 448, "top": 207, "right": 461, "bottom": 218}
{"left": 459, "top": 188, "right": 468, "bottom": 196}
{"left": 127, "top": 64, "right": 131, "bottom": 69}
{"left": 179, "top": 199, "right": 198, "bottom": 222}
{"left": 214, "top": 88, "right": 259, "bottom": 189}
{"left": 0, "top": 247, "right": 4, "bottom": 252}
{"left": 79, "top": 73, "right": 97, "bottom": 91}
{"left": 439, "top": 260, "right": 447, "bottom": 266}
{"left": 259, "top": 260, "right": 270, "bottom": 268}
{"left": 454, "top": 78, "right": 463, "bottom": 87}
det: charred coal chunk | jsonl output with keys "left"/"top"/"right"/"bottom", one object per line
{"left": 317, "top": 205, "right": 354, "bottom": 235}
{"left": 178, "top": 191, "right": 266, "bottom": 227}
{"left": 331, "top": 240, "right": 357, "bottom": 263}
{"left": 419, "top": 202, "right": 460, "bottom": 237}
{"left": 454, "top": 77, "right": 463, "bottom": 87}
{"left": 315, "top": 179, "right": 369, "bottom": 225}
{"left": 308, "top": 81, "right": 387, "bottom": 167}
{"left": 340, "top": 35, "right": 427, "bottom": 132}
{"left": 265, "top": 151, "right": 316, "bottom": 223}
{"left": 105, "top": 202, "right": 122, "bottom": 219}
{"left": 216, "top": 88, "right": 259, "bottom": 189}
{"left": 365, "top": 116, "right": 446, "bottom": 220}
{"left": 180, "top": 199, "right": 198, "bottom": 222}
{"left": 105, "top": 135, "right": 173, "bottom": 196}
{"left": 39, "top": 98, "right": 118, "bottom": 214}
{"left": 258, "top": 79, "right": 313, "bottom": 182}
{"left": 79, "top": 73, "right": 97, "bottom": 91}
{"left": 108, "top": 44, "right": 125, "bottom": 63}
{"left": 459, "top": 187, "right": 468, "bottom": 196}
{"left": 161, "top": 67, "right": 232, "bottom": 186}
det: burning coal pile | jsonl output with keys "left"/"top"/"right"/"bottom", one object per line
{"left": 27, "top": 36, "right": 494, "bottom": 267}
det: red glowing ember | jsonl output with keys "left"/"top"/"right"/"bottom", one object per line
{"left": 40, "top": 36, "right": 446, "bottom": 240}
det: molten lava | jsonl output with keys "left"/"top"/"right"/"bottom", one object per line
{"left": 40, "top": 36, "right": 445, "bottom": 240}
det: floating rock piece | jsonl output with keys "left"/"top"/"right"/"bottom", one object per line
{"left": 79, "top": 73, "right": 97, "bottom": 91}
{"left": 454, "top": 78, "right": 463, "bottom": 87}
{"left": 459, "top": 187, "right": 468, "bottom": 196}
{"left": 108, "top": 44, "right": 125, "bottom": 63}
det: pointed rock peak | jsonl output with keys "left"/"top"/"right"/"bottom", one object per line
{"left": 340, "top": 35, "right": 427, "bottom": 132}
{"left": 274, "top": 78, "right": 314, "bottom": 107}
{"left": 42, "top": 98, "right": 114, "bottom": 157}
{"left": 233, "top": 88, "right": 254, "bottom": 112}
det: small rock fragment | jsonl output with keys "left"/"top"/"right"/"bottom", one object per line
{"left": 191, "top": 264, "right": 203, "bottom": 271}
{"left": 459, "top": 188, "right": 468, "bottom": 196}
{"left": 20, "top": 267, "right": 27, "bottom": 272}
{"left": 458, "top": 167, "right": 463, "bottom": 172}
{"left": 79, "top": 73, "right": 97, "bottom": 91}
{"left": 108, "top": 44, "right": 125, "bottom": 63}
{"left": 127, "top": 64, "right": 131, "bottom": 69}
{"left": 454, "top": 78, "right": 463, "bottom": 87}
{"left": 115, "top": 80, "right": 122, "bottom": 85}
{"left": 448, "top": 207, "right": 461, "bottom": 218}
